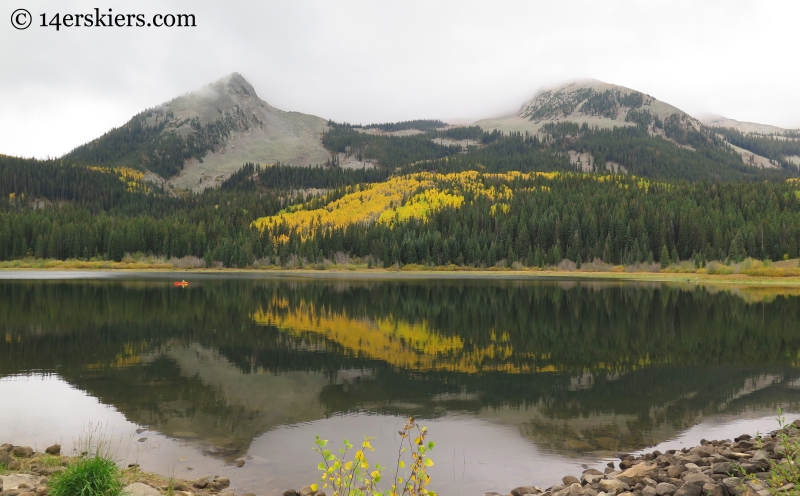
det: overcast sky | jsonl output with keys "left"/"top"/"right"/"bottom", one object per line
{"left": 2, "top": 0, "right": 798, "bottom": 158}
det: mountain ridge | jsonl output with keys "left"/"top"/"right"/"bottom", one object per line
{"left": 64, "top": 72, "right": 331, "bottom": 191}
{"left": 57, "top": 74, "right": 800, "bottom": 190}
{"left": 474, "top": 78, "right": 696, "bottom": 135}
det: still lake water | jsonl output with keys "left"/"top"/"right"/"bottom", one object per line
{"left": 1, "top": 272, "right": 800, "bottom": 495}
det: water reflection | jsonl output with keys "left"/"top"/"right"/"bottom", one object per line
{"left": 1, "top": 277, "right": 800, "bottom": 494}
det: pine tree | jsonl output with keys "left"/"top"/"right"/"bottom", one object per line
{"left": 660, "top": 244, "right": 671, "bottom": 268}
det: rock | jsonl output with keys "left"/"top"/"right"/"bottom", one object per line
{"left": 44, "top": 444, "right": 60, "bottom": 456}
{"left": 750, "top": 451, "right": 771, "bottom": 470}
{"left": 689, "top": 448, "right": 713, "bottom": 459}
{"left": 10, "top": 447, "right": 33, "bottom": 458}
{"left": 723, "top": 478, "right": 744, "bottom": 496}
{"left": 568, "top": 483, "right": 585, "bottom": 496}
{"left": 655, "top": 483, "right": 677, "bottom": 496}
{"left": 0, "top": 444, "right": 14, "bottom": 452}
{"left": 681, "top": 473, "right": 714, "bottom": 488}
{"left": 642, "top": 487, "right": 657, "bottom": 496}
{"left": 205, "top": 446, "right": 234, "bottom": 455}
{"left": 744, "top": 480, "right": 771, "bottom": 496}
{"left": 682, "top": 455, "right": 702, "bottom": 465}
{"left": 600, "top": 479, "right": 630, "bottom": 495}
{"left": 620, "top": 464, "right": 658, "bottom": 481}
{"left": 244, "top": 494, "right": 257, "bottom": 496}
{"left": 283, "top": 491, "right": 299, "bottom": 496}
{"left": 236, "top": 459, "right": 246, "bottom": 467}
{"left": 122, "top": 483, "right": 161, "bottom": 496}
{"left": 19, "top": 493, "right": 36, "bottom": 496}
{"left": 737, "top": 463, "right": 759, "bottom": 475}
{"left": 219, "top": 492, "right": 236, "bottom": 496}
{"left": 0, "top": 453, "right": 12, "bottom": 467}
{"left": 683, "top": 463, "right": 700, "bottom": 472}
{"left": 564, "top": 477, "right": 581, "bottom": 486}
{"left": 702, "top": 483, "right": 723, "bottom": 496}
{"left": 215, "top": 477, "right": 231, "bottom": 488}
{"left": 512, "top": 487, "right": 540, "bottom": 496}
{"left": 666, "top": 466, "right": 684, "bottom": 478}
{"left": 484, "top": 493, "right": 503, "bottom": 496}
{"left": 36, "top": 466, "right": 65, "bottom": 476}
{"left": 711, "top": 462, "right": 731, "bottom": 474}
{"left": 583, "top": 473, "right": 605, "bottom": 485}
{"left": 300, "top": 486, "right": 317, "bottom": 496}
{"left": 0, "top": 475, "right": 45, "bottom": 491}
{"left": 173, "top": 482, "right": 191, "bottom": 491}
{"left": 193, "top": 478, "right": 210, "bottom": 489}
{"left": 673, "top": 484, "right": 700, "bottom": 496}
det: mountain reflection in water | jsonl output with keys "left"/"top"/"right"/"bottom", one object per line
{"left": 1, "top": 277, "right": 799, "bottom": 493}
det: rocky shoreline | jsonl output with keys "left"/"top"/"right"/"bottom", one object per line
{"left": 3, "top": 421, "right": 798, "bottom": 496}
{"left": 498, "top": 420, "right": 800, "bottom": 496}
{"left": 0, "top": 443, "right": 244, "bottom": 496}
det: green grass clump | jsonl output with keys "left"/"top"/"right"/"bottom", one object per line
{"left": 48, "top": 455, "right": 123, "bottom": 496}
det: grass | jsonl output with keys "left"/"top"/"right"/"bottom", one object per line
{"left": 48, "top": 455, "right": 124, "bottom": 496}
{"left": 36, "top": 453, "right": 64, "bottom": 468}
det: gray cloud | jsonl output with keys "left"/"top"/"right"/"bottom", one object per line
{"left": 1, "top": 0, "right": 798, "bottom": 158}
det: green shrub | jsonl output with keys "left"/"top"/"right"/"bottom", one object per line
{"left": 313, "top": 417, "right": 436, "bottom": 496}
{"left": 48, "top": 455, "right": 123, "bottom": 496}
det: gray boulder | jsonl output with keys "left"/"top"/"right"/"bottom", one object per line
{"left": 673, "top": 483, "right": 700, "bottom": 496}
{"left": 722, "top": 477, "right": 744, "bottom": 496}
{"left": 655, "top": 483, "right": 677, "bottom": 496}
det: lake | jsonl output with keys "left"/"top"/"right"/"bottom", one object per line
{"left": 1, "top": 272, "right": 799, "bottom": 496}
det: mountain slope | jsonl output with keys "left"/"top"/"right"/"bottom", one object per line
{"left": 65, "top": 73, "right": 330, "bottom": 190}
{"left": 699, "top": 114, "right": 792, "bottom": 136}
{"left": 475, "top": 79, "right": 692, "bottom": 134}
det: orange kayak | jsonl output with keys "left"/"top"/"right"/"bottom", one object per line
{"left": 173, "top": 280, "right": 189, "bottom": 287}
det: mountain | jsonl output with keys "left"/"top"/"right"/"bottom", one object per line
{"left": 472, "top": 78, "right": 800, "bottom": 172}
{"left": 699, "top": 114, "right": 792, "bottom": 136}
{"left": 65, "top": 73, "right": 330, "bottom": 190}
{"left": 475, "top": 78, "right": 694, "bottom": 134}
{"left": 699, "top": 115, "right": 800, "bottom": 170}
